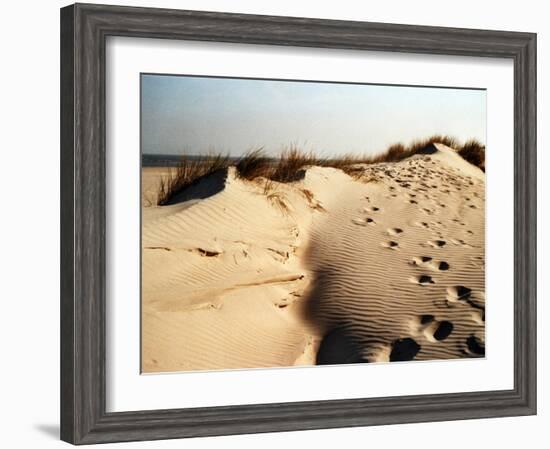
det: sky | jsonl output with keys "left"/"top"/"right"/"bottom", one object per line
{"left": 141, "top": 74, "right": 486, "bottom": 158}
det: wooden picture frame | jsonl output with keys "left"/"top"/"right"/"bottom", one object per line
{"left": 60, "top": 3, "right": 536, "bottom": 444}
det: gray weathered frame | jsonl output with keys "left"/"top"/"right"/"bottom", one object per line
{"left": 60, "top": 3, "right": 537, "bottom": 445}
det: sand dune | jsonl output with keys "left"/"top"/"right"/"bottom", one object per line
{"left": 141, "top": 143, "right": 485, "bottom": 372}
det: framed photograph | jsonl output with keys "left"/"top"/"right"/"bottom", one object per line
{"left": 60, "top": 3, "right": 536, "bottom": 445}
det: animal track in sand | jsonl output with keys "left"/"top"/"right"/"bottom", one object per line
{"left": 387, "top": 227, "right": 403, "bottom": 236}
{"left": 428, "top": 239, "right": 446, "bottom": 248}
{"left": 381, "top": 241, "right": 399, "bottom": 249}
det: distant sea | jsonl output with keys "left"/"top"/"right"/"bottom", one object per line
{"left": 142, "top": 154, "right": 274, "bottom": 167}
{"left": 142, "top": 154, "right": 187, "bottom": 167}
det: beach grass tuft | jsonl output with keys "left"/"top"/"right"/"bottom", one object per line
{"left": 157, "top": 154, "right": 230, "bottom": 205}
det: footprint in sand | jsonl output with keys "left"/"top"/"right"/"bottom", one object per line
{"left": 410, "top": 274, "right": 435, "bottom": 285}
{"left": 389, "top": 337, "right": 421, "bottom": 362}
{"left": 352, "top": 217, "right": 376, "bottom": 226}
{"left": 363, "top": 206, "right": 380, "bottom": 213}
{"left": 381, "top": 241, "right": 399, "bottom": 249}
{"left": 414, "top": 221, "right": 430, "bottom": 229}
{"left": 387, "top": 227, "right": 403, "bottom": 236}
{"left": 411, "top": 256, "right": 433, "bottom": 265}
{"left": 428, "top": 239, "right": 446, "bottom": 248}
{"left": 446, "top": 285, "right": 472, "bottom": 302}
{"left": 411, "top": 315, "right": 454, "bottom": 342}
{"left": 470, "top": 309, "right": 485, "bottom": 324}
{"left": 450, "top": 238, "right": 472, "bottom": 248}
{"left": 465, "top": 335, "right": 485, "bottom": 356}
{"left": 432, "top": 321, "right": 454, "bottom": 341}
{"left": 411, "top": 256, "right": 450, "bottom": 272}
{"left": 447, "top": 286, "right": 485, "bottom": 317}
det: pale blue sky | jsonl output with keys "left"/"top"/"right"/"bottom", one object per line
{"left": 141, "top": 74, "right": 486, "bottom": 157}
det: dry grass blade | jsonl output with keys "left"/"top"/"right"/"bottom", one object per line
{"left": 263, "top": 179, "right": 277, "bottom": 196}
{"left": 266, "top": 192, "right": 291, "bottom": 215}
{"left": 301, "top": 188, "right": 326, "bottom": 212}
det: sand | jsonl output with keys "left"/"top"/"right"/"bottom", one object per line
{"left": 141, "top": 143, "right": 485, "bottom": 372}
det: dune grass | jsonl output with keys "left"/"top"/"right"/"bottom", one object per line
{"left": 155, "top": 135, "right": 485, "bottom": 205}
{"left": 156, "top": 154, "right": 230, "bottom": 205}
{"left": 458, "top": 139, "right": 486, "bottom": 172}
{"left": 235, "top": 148, "right": 273, "bottom": 180}
{"left": 271, "top": 146, "right": 318, "bottom": 183}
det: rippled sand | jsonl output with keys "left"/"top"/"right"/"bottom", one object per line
{"left": 141, "top": 143, "right": 485, "bottom": 373}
